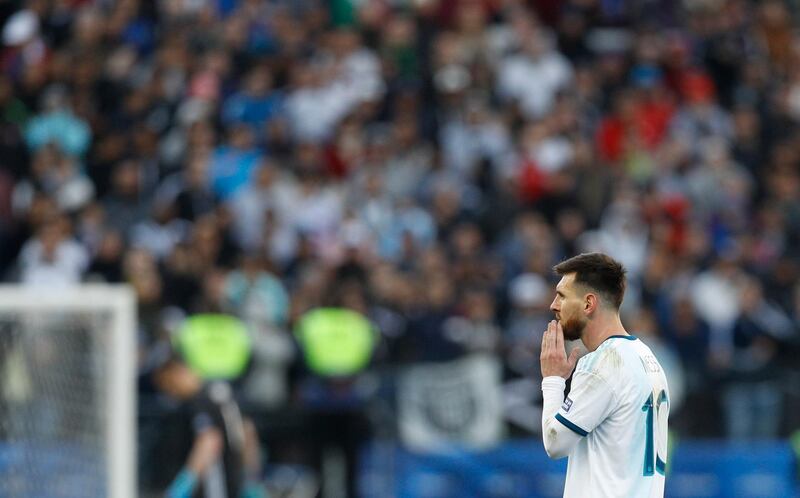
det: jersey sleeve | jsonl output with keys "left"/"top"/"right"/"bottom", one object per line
{"left": 192, "top": 411, "right": 215, "bottom": 434}
{"left": 190, "top": 393, "right": 224, "bottom": 435}
{"left": 555, "top": 367, "right": 616, "bottom": 437}
{"left": 541, "top": 376, "right": 581, "bottom": 458}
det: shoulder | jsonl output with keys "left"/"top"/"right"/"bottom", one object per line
{"left": 576, "top": 338, "right": 635, "bottom": 380}
{"left": 190, "top": 383, "right": 230, "bottom": 417}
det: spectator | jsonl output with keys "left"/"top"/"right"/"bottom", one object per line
{"left": 227, "top": 159, "right": 297, "bottom": 255}
{"left": 169, "top": 152, "right": 219, "bottom": 223}
{"left": 505, "top": 272, "right": 551, "bottom": 378}
{"left": 209, "top": 125, "right": 262, "bottom": 201}
{"left": 86, "top": 229, "right": 125, "bottom": 283}
{"left": 12, "top": 144, "right": 94, "bottom": 214}
{"left": 102, "top": 159, "right": 151, "bottom": 238}
{"left": 723, "top": 276, "right": 795, "bottom": 440}
{"left": 16, "top": 214, "right": 88, "bottom": 286}
{"left": 130, "top": 200, "right": 191, "bottom": 261}
{"left": 25, "top": 85, "right": 91, "bottom": 158}
{"left": 222, "top": 66, "right": 284, "bottom": 133}
{"left": 497, "top": 24, "right": 573, "bottom": 120}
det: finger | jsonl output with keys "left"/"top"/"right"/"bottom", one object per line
{"left": 555, "top": 321, "right": 565, "bottom": 351}
{"left": 540, "top": 324, "right": 549, "bottom": 356}
{"left": 540, "top": 325, "right": 550, "bottom": 355}
{"left": 545, "top": 320, "right": 555, "bottom": 351}
{"left": 567, "top": 348, "right": 580, "bottom": 370}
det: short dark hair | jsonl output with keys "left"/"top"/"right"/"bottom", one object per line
{"left": 553, "top": 253, "right": 627, "bottom": 309}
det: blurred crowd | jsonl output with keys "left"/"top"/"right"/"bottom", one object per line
{"left": 2, "top": 0, "right": 800, "bottom": 490}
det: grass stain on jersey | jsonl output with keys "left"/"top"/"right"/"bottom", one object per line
{"left": 547, "top": 427, "right": 558, "bottom": 447}
{"left": 594, "top": 347, "right": 624, "bottom": 377}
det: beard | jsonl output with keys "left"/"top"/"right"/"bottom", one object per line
{"left": 560, "top": 314, "right": 586, "bottom": 341}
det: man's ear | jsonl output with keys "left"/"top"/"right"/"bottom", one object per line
{"left": 584, "top": 293, "right": 598, "bottom": 315}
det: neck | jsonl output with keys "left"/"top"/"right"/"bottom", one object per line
{"left": 581, "top": 311, "right": 628, "bottom": 352}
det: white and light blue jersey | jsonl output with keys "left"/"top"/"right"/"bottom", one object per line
{"left": 547, "top": 335, "right": 670, "bottom": 498}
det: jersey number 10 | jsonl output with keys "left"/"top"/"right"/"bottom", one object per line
{"left": 642, "top": 390, "right": 668, "bottom": 476}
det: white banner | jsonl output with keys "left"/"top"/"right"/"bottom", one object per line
{"left": 398, "top": 355, "right": 504, "bottom": 452}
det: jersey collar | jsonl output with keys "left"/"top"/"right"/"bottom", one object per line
{"left": 606, "top": 334, "right": 637, "bottom": 341}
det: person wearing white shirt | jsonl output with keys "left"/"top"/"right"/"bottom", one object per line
{"left": 18, "top": 217, "right": 89, "bottom": 287}
{"left": 497, "top": 28, "right": 573, "bottom": 120}
{"left": 540, "top": 253, "right": 669, "bottom": 498}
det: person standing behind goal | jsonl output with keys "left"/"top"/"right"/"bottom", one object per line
{"left": 540, "top": 253, "right": 670, "bottom": 498}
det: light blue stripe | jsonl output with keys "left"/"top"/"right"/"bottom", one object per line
{"left": 582, "top": 351, "right": 599, "bottom": 371}
{"left": 555, "top": 413, "right": 589, "bottom": 437}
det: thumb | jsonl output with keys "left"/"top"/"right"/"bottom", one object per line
{"left": 567, "top": 348, "right": 580, "bottom": 369}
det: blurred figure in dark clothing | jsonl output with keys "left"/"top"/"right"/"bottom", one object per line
{"left": 150, "top": 355, "right": 264, "bottom": 498}
{"left": 658, "top": 295, "right": 716, "bottom": 437}
{"left": 722, "top": 276, "right": 795, "bottom": 440}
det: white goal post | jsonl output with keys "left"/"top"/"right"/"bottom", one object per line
{"left": 0, "top": 285, "right": 136, "bottom": 498}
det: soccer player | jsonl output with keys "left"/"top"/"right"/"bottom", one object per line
{"left": 152, "top": 355, "right": 265, "bottom": 498}
{"left": 540, "top": 253, "right": 669, "bottom": 498}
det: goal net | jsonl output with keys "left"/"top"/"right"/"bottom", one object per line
{"left": 0, "top": 285, "right": 136, "bottom": 498}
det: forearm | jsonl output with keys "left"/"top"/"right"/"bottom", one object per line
{"left": 541, "top": 376, "right": 580, "bottom": 459}
{"left": 187, "top": 428, "right": 223, "bottom": 475}
{"left": 167, "top": 427, "right": 223, "bottom": 497}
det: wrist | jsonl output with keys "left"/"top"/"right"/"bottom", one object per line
{"left": 541, "top": 365, "right": 571, "bottom": 378}
{"left": 542, "top": 376, "right": 567, "bottom": 391}
{"left": 542, "top": 375, "right": 567, "bottom": 390}
{"left": 167, "top": 468, "right": 197, "bottom": 498}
